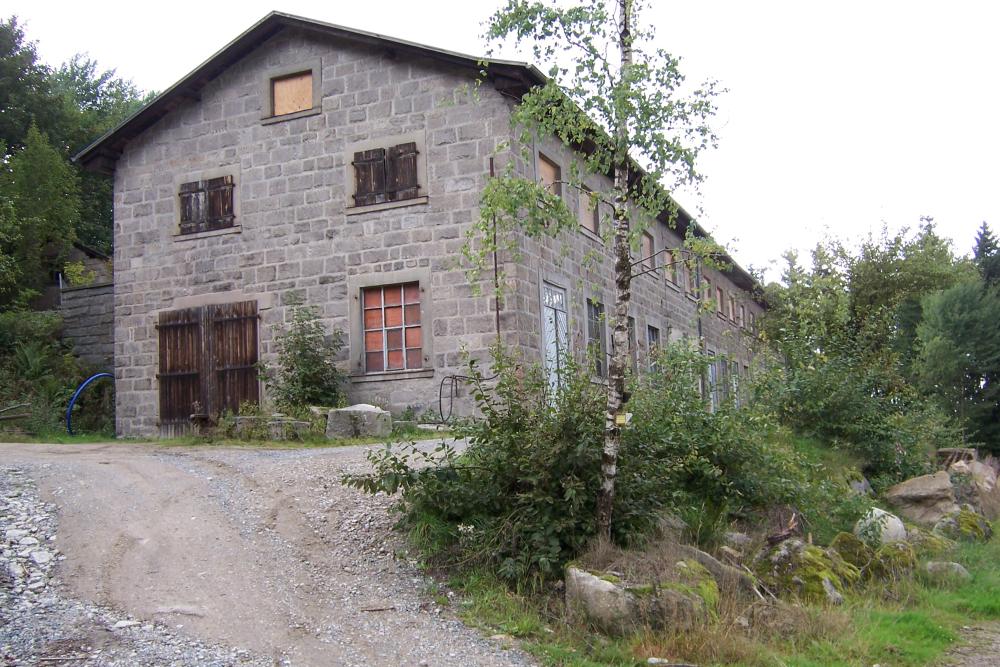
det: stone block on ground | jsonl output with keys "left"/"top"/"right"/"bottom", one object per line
{"left": 325, "top": 404, "right": 392, "bottom": 439}
{"left": 267, "top": 420, "right": 312, "bottom": 441}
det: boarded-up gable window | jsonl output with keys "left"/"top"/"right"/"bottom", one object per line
{"left": 352, "top": 142, "right": 420, "bottom": 207}
{"left": 272, "top": 71, "right": 313, "bottom": 116}
{"left": 178, "top": 176, "right": 234, "bottom": 235}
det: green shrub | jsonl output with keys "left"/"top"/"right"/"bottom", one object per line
{"left": 345, "top": 342, "right": 813, "bottom": 582}
{"left": 260, "top": 298, "right": 346, "bottom": 409}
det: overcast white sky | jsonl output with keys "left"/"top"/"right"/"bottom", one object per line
{"left": 8, "top": 1, "right": 999, "bottom": 280}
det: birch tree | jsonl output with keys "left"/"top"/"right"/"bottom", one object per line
{"left": 481, "top": 0, "right": 722, "bottom": 538}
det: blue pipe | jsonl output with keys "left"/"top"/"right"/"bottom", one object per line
{"left": 66, "top": 372, "right": 113, "bottom": 435}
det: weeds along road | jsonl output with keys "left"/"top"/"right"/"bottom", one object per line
{"left": 0, "top": 439, "right": 531, "bottom": 667}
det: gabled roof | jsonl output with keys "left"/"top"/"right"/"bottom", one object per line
{"left": 74, "top": 11, "right": 761, "bottom": 298}
{"left": 73, "top": 11, "right": 543, "bottom": 174}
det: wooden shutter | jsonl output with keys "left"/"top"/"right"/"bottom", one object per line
{"left": 205, "top": 176, "right": 234, "bottom": 231}
{"left": 386, "top": 142, "right": 419, "bottom": 201}
{"left": 353, "top": 148, "right": 386, "bottom": 206}
{"left": 178, "top": 181, "right": 205, "bottom": 234}
{"left": 210, "top": 301, "right": 259, "bottom": 416}
{"left": 158, "top": 307, "right": 203, "bottom": 429}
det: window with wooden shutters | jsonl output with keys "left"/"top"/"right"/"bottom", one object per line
{"left": 352, "top": 142, "right": 420, "bottom": 207}
{"left": 178, "top": 176, "right": 234, "bottom": 235}
{"left": 362, "top": 282, "right": 422, "bottom": 373}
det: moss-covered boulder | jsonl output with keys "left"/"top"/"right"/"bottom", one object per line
{"left": 754, "top": 538, "right": 859, "bottom": 604}
{"left": 830, "top": 531, "right": 873, "bottom": 569}
{"left": 933, "top": 506, "right": 994, "bottom": 542}
{"left": 867, "top": 542, "right": 917, "bottom": 580}
{"left": 674, "top": 559, "right": 720, "bottom": 615}
{"left": 565, "top": 566, "right": 709, "bottom": 635}
{"left": 905, "top": 525, "right": 955, "bottom": 555}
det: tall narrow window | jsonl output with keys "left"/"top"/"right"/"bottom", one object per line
{"left": 586, "top": 299, "right": 607, "bottom": 378}
{"left": 702, "top": 276, "right": 711, "bottom": 304}
{"left": 729, "top": 295, "right": 737, "bottom": 320}
{"left": 538, "top": 153, "right": 561, "bottom": 198}
{"left": 179, "top": 176, "right": 235, "bottom": 235}
{"left": 362, "top": 282, "right": 423, "bottom": 373}
{"left": 707, "top": 351, "right": 719, "bottom": 412}
{"left": 353, "top": 142, "right": 420, "bottom": 206}
{"left": 667, "top": 249, "right": 680, "bottom": 285}
{"left": 739, "top": 304, "right": 746, "bottom": 328}
{"left": 641, "top": 232, "right": 655, "bottom": 272}
{"left": 646, "top": 325, "right": 660, "bottom": 372}
{"left": 271, "top": 71, "right": 313, "bottom": 116}
{"left": 716, "top": 287, "right": 725, "bottom": 315}
{"left": 627, "top": 316, "right": 637, "bottom": 372}
{"left": 542, "top": 283, "right": 569, "bottom": 393}
{"left": 578, "top": 186, "right": 599, "bottom": 234}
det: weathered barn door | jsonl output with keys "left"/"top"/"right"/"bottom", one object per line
{"left": 157, "top": 301, "right": 259, "bottom": 434}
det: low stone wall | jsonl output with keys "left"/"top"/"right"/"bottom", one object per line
{"left": 59, "top": 282, "right": 114, "bottom": 371}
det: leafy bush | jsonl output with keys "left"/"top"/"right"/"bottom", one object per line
{"left": 260, "top": 298, "right": 346, "bottom": 409}
{"left": 345, "top": 342, "right": 812, "bottom": 582}
{"left": 0, "top": 309, "right": 104, "bottom": 435}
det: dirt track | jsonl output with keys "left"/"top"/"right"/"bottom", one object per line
{"left": 0, "top": 441, "right": 532, "bottom": 666}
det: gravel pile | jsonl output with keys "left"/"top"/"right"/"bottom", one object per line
{"left": 0, "top": 465, "right": 272, "bottom": 666}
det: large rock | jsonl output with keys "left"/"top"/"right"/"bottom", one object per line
{"left": 936, "top": 447, "right": 976, "bottom": 466}
{"left": 325, "top": 404, "right": 392, "bottom": 439}
{"left": 950, "top": 460, "right": 1000, "bottom": 520}
{"left": 933, "top": 506, "right": 994, "bottom": 543}
{"left": 884, "top": 471, "right": 959, "bottom": 526}
{"left": 950, "top": 460, "right": 998, "bottom": 493}
{"left": 753, "top": 538, "right": 859, "bottom": 604}
{"left": 676, "top": 544, "right": 758, "bottom": 600}
{"left": 924, "top": 561, "right": 971, "bottom": 582}
{"left": 854, "top": 508, "right": 907, "bottom": 546}
{"left": 564, "top": 567, "right": 707, "bottom": 635}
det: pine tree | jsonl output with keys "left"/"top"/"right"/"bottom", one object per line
{"left": 973, "top": 222, "right": 1000, "bottom": 286}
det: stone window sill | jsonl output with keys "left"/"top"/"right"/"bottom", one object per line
{"left": 173, "top": 225, "right": 242, "bottom": 241}
{"left": 350, "top": 368, "right": 435, "bottom": 383}
{"left": 261, "top": 107, "right": 322, "bottom": 125}
{"left": 666, "top": 280, "right": 682, "bottom": 293}
{"left": 578, "top": 226, "right": 603, "bottom": 244}
{"left": 345, "top": 196, "right": 429, "bottom": 217}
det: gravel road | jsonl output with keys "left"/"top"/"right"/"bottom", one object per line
{"left": 0, "top": 441, "right": 534, "bottom": 667}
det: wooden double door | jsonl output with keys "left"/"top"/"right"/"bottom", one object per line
{"left": 157, "top": 301, "right": 259, "bottom": 433}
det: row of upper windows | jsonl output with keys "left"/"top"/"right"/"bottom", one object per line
{"left": 537, "top": 151, "right": 758, "bottom": 333}
{"left": 176, "top": 138, "right": 421, "bottom": 236}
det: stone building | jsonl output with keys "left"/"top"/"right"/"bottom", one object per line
{"left": 76, "top": 12, "right": 764, "bottom": 437}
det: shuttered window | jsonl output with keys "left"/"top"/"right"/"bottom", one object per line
{"left": 352, "top": 142, "right": 420, "bottom": 206}
{"left": 178, "top": 176, "right": 234, "bottom": 235}
{"left": 362, "top": 282, "right": 423, "bottom": 373}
